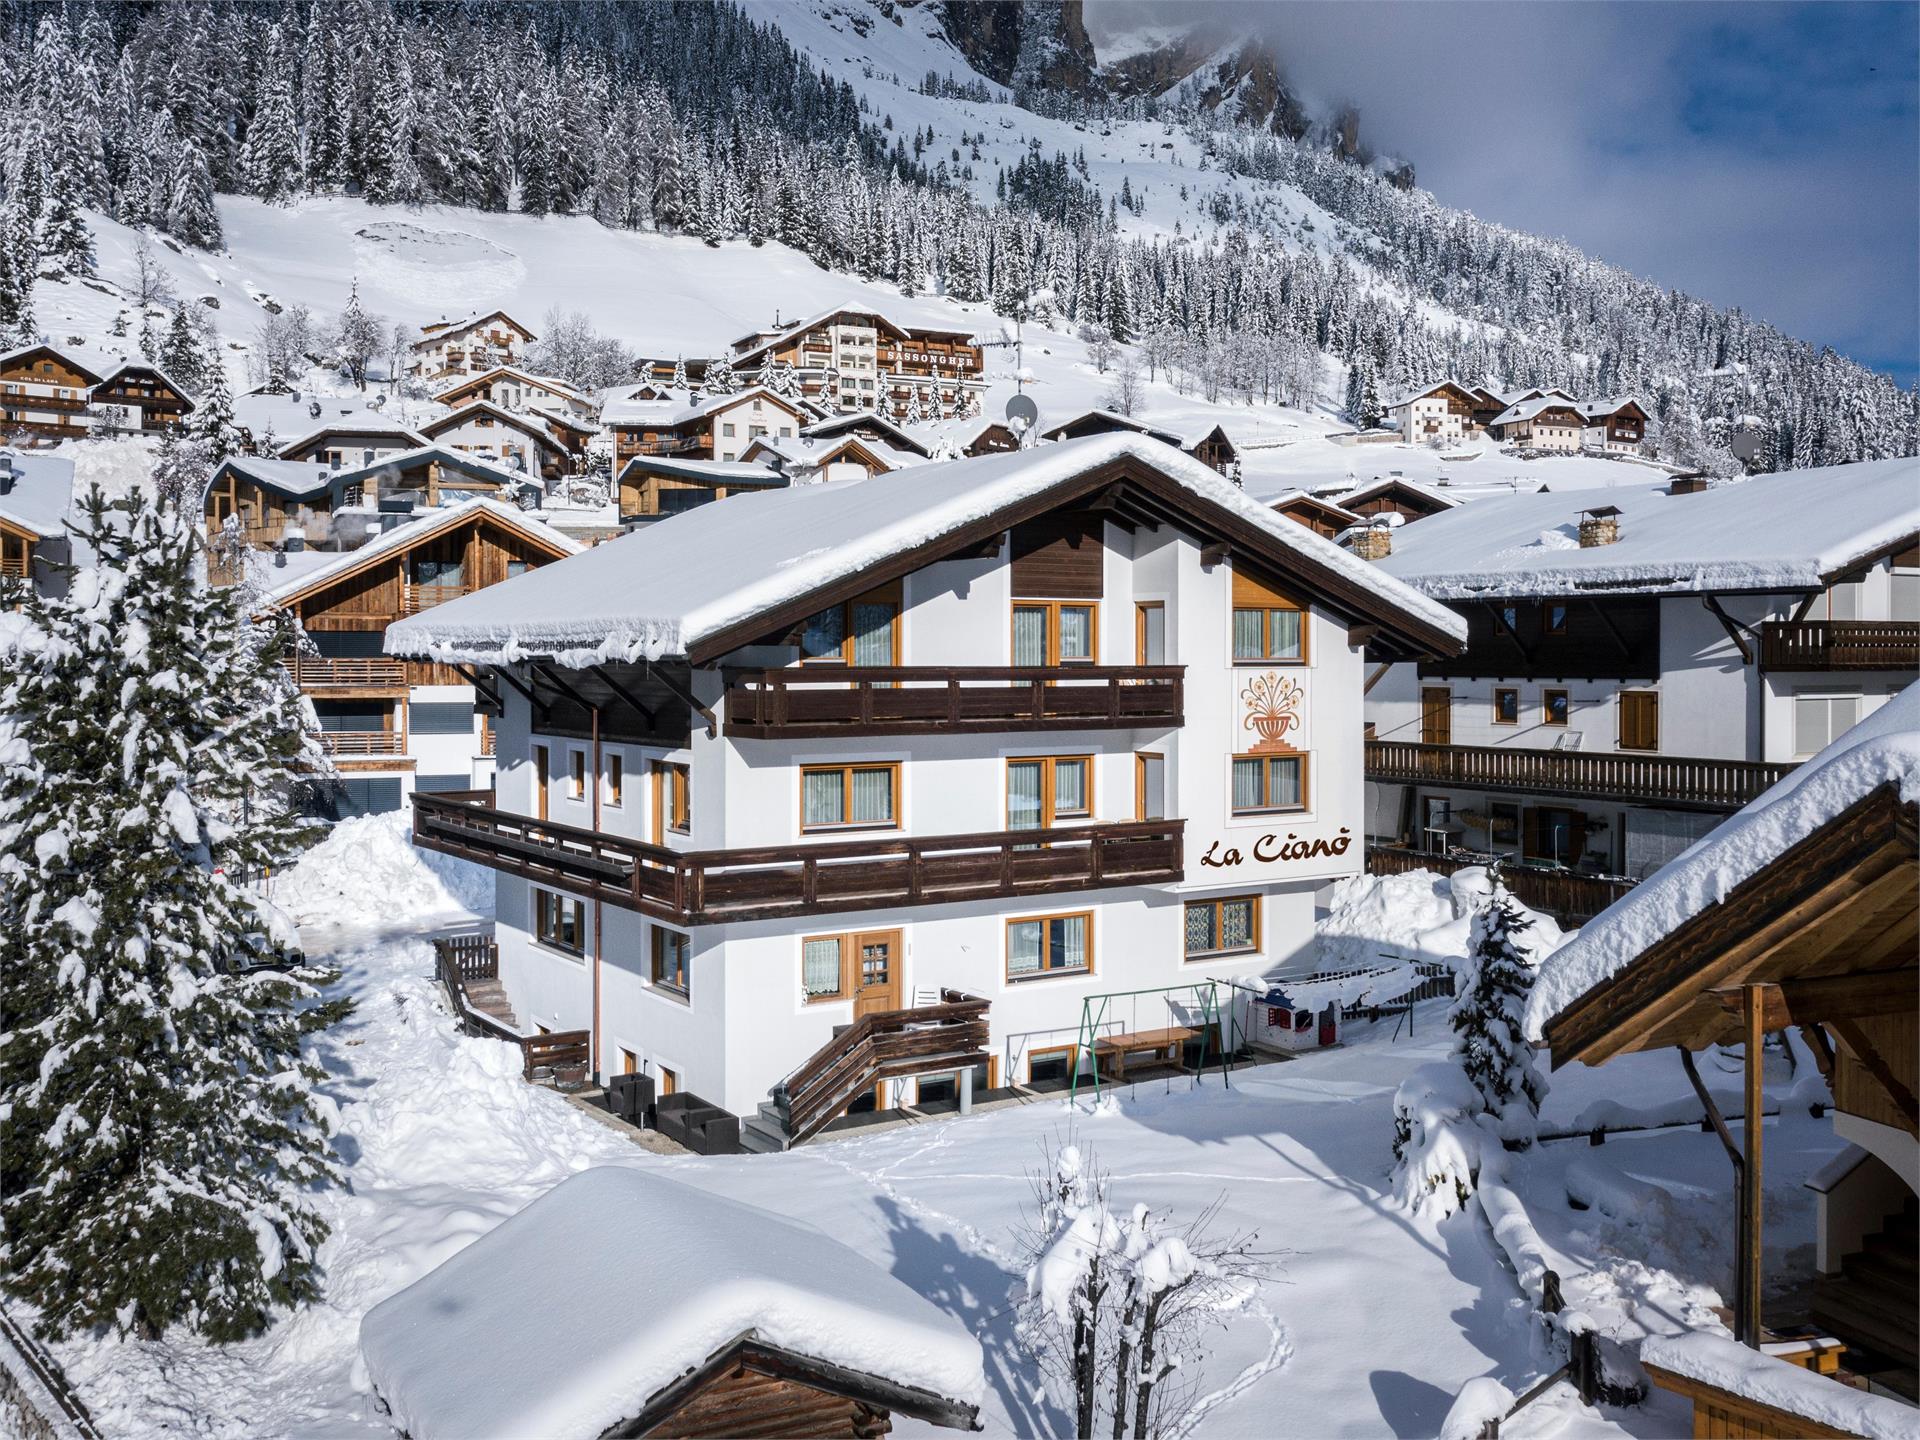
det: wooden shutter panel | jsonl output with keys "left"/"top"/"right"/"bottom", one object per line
{"left": 1231, "top": 563, "right": 1306, "bottom": 610}
{"left": 1620, "top": 692, "right": 1658, "bottom": 750}
{"left": 1011, "top": 514, "right": 1104, "bottom": 598}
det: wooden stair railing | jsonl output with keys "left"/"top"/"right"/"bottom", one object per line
{"left": 432, "top": 936, "right": 589, "bottom": 1082}
{"left": 776, "top": 990, "right": 990, "bottom": 1146}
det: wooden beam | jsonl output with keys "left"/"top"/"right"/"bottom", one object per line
{"left": 1198, "top": 541, "right": 1231, "bottom": 569}
{"left": 1347, "top": 624, "right": 1381, "bottom": 648}
{"left": 1363, "top": 661, "right": 1394, "bottom": 695}
{"left": 1584, "top": 597, "right": 1635, "bottom": 659}
{"left": 1740, "top": 985, "right": 1764, "bottom": 1349}
{"left": 1484, "top": 600, "right": 1533, "bottom": 663}
{"left": 1830, "top": 1018, "right": 1920, "bottom": 1132}
{"left": 450, "top": 663, "right": 503, "bottom": 711}
{"left": 488, "top": 662, "right": 540, "bottom": 710}
{"left": 1799, "top": 1023, "right": 1836, "bottom": 1081}
{"left": 1707, "top": 969, "right": 1919, "bottom": 1030}
{"left": 1702, "top": 594, "right": 1754, "bottom": 665}
{"left": 1789, "top": 591, "right": 1821, "bottom": 623}
{"left": 647, "top": 661, "right": 718, "bottom": 739}
{"left": 530, "top": 661, "right": 597, "bottom": 717}
{"left": 588, "top": 663, "right": 656, "bottom": 727}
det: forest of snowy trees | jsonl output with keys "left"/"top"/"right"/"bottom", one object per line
{"left": 0, "top": 0, "right": 1909, "bottom": 473}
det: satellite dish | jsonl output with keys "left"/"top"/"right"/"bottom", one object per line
{"left": 1005, "top": 393, "right": 1039, "bottom": 436}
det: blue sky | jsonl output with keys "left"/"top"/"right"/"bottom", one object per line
{"left": 1091, "top": 1, "right": 1920, "bottom": 384}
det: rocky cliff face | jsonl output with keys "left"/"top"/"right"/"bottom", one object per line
{"left": 933, "top": 0, "right": 1100, "bottom": 94}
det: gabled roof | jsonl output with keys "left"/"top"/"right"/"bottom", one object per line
{"left": 387, "top": 433, "right": 1468, "bottom": 669}
{"left": 1490, "top": 395, "right": 1587, "bottom": 428}
{"left": 359, "top": 1168, "right": 984, "bottom": 1440}
{"left": 1497, "top": 386, "right": 1578, "bottom": 409}
{"left": 326, "top": 444, "right": 545, "bottom": 494}
{"left": 1376, "top": 457, "right": 1920, "bottom": 599}
{"left": 1579, "top": 395, "right": 1650, "bottom": 423}
{"left": 1334, "top": 475, "right": 1462, "bottom": 515}
{"left": 801, "top": 409, "right": 934, "bottom": 457}
{"left": 730, "top": 306, "right": 914, "bottom": 358}
{"left": 0, "top": 450, "right": 77, "bottom": 539}
{"left": 906, "top": 414, "right": 1020, "bottom": 457}
{"left": 277, "top": 422, "right": 430, "bottom": 461}
{"left": 257, "top": 496, "right": 577, "bottom": 610}
{"left": 601, "top": 384, "right": 808, "bottom": 431}
{"left": 741, "top": 433, "right": 914, "bottom": 475}
{"left": 95, "top": 360, "right": 197, "bottom": 405}
{"left": 418, "top": 400, "right": 567, "bottom": 456}
{"left": 615, "top": 455, "right": 787, "bottom": 489}
{"left": 414, "top": 309, "right": 536, "bottom": 347}
{"left": 432, "top": 365, "right": 592, "bottom": 408}
{"left": 1268, "top": 490, "right": 1362, "bottom": 527}
{"left": 1040, "top": 409, "right": 1185, "bottom": 447}
{"left": 1383, "top": 378, "right": 1479, "bottom": 412}
{"left": 0, "top": 343, "right": 105, "bottom": 386}
{"left": 213, "top": 454, "right": 345, "bottom": 502}
{"left": 526, "top": 404, "right": 597, "bottom": 438}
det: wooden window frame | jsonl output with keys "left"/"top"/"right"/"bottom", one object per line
{"left": 799, "top": 762, "right": 902, "bottom": 834}
{"left": 650, "top": 925, "right": 691, "bottom": 999}
{"left": 651, "top": 761, "right": 690, "bottom": 842}
{"left": 1231, "top": 566, "right": 1309, "bottom": 666}
{"left": 533, "top": 887, "right": 586, "bottom": 957}
{"left": 1230, "top": 752, "right": 1309, "bottom": 816}
{"left": 605, "top": 753, "right": 624, "bottom": 807}
{"left": 1617, "top": 690, "right": 1659, "bottom": 753}
{"left": 1544, "top": 603, "right": 1569, "bottom": 636}
{"left": 1006, "top": 754, "right": 1095, "bottom": 829}
{"left": 799, "top": 581, "right": 903, "bottom": 666}
{"left": 1134, "top": 601, "right": 1166, "bottom": 665}
{"left": 532, "top": 744, "right": 551, "bottom": 822}
{"left": 1005, "top": 910, "right": 1095, "bottom": 983}
{"left": 800, "top": 933, "right": 850, "bottom": 1004}
{"left": 1492, "top": 687, "right": 1520, "bottom": 726}
{"left": 1542, "top": 688, "right": 1571, "bottom": 727}
{"left": 1026, "top": 1043, "right": 1080, "bottom": 1084}
{"left": 1135, "top": 751, "right": 1165, "bottom": 822}
{"left": 1184, "top": 895, "right": 1262, "bottom": 961}
{"left": 1012, "top": 600, "right": 1100, "bottom": 666}
{"left": 568, "top": 748, "right": 587, "bottom": 800}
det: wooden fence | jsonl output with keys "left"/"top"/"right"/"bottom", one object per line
{"left": 1366, "top": 845, "right": 1637, "bottom": 924}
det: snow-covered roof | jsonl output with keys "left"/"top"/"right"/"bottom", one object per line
{"left": 413, "top": 309, "right": 535, "bottom": 346}
{"left": 1489, "top": 394, "right": 1586, "bottom": 428}
{"left": 215, "top": 454, "right": 344, "bottom": 501}
{"left": 615, "top": 454, "right": 786, "bottom": 487}
{"left": 1496, "top": 386, "right": 1577, "bottom": 409}
{"left": 0, "top": 342, "right": 104, "bottom": 386}
{"left": 1578, "top": 394, "right": 1648, "bottom": 422}
{"left": 1383, "top": 378, "right": 1478, "bottom": 411}
{"left": 327, "top": 445, "right": 545, "bottom": 493}
{"left": 1040, "top": 408, "right": 1185, "bottom": 447}
{"left": 1377, "top": 458, "right": 1920, "bottom": 598}
{"left": 742, "top": 433, "right": 921, "bottom": 473}
{"left": 432, "top": 365, "right": 590, "bottom": 407}
{"left": 0, "top": 450, "right": 77, "bottom": 539}
{"left": 729, "top": 305, "right": 916, "bottom": 358}
{"left": 358, "top": 1167, "right": 985, "bottom": 1440}
{"left": 386, "top": 433, "right": 1468, "bottom": 668}
{"left": 802, "top": 409, "right": 933, "bottom": 456}
{"left": 418, "top": 400, "right": 566, "bottom": 454}
{"left": 257, "top": 495, "right": 578, "bottom": 609}
{"left": 600, "top": 384, "right": 803, "bottom": 430}
{"left": 1333, "top": 475, "right": 1461, "bottom": 512}
{"left": 1637, "top": 1332, "right": 1918, "bottom": 1440}
{"left": 1527, "top": 682, "right": 1920, "bottom": 1038}
{"left": 277, "top": 421, "right": 430, "bottom": 460}
{"left": 95, "top": 359, "right": 197, "bottom": 403}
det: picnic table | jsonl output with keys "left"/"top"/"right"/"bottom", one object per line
{"left": 1092, "top": 1025, "right": 1200, "bottom": 1082}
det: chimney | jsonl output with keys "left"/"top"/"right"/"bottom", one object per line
{"left": 284, "top": 532, "right": 306, "bottom": 553}
{"left": 1667, "top": 474, "right": 1707, "bottom": 496}
{"left": 1578, "top": 505, "right": 1621, "bottom": 547}
{"left": 1350, "top": 520, "right": 1393, "bottom": 561}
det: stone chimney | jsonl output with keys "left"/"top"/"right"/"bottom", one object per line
{"left": 1350, "top": 522, "right": 1393, "bottom": 561}
{"left": 1578, "top": 505, "right": 1621, "bottom": 547}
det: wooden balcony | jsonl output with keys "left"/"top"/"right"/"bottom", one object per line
{"left": 316, "top": 730, "right": 407, "bottom": 758}
{"left": 1366, "top": 739, "right": 1794, "bottom": 812}
{"left": 1761, "top": 619, "right": 1920, "bottom": 672}
{"left": 285, "top": 656, "right": 408, "bottom": 693}
{"left": 400, "top": 583, "right": 470, "bottom": 616}
{"left": 0, "top": 556, "right": 26, "bottom": 580}
{"left": 724, "top": 666, "right": 1185, "bottom": 738}
{"left": 411, "top": 790, "right": 1184, "bottom": 926}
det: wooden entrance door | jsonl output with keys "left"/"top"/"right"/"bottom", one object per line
{"left": 852, "top": 930, "right": 902, "bottom": 1019}
{"left": 1420, "top": 687, "right": 1451, "bottom": 745}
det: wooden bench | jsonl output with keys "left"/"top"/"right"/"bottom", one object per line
{"left": 1094, "top": 1025, "right": 1199, "bottom": 1082}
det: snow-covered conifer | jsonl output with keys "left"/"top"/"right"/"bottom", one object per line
{"left": 670, "top": 354, "right": 690, "bottom": 398}
{"left": 158, "top": 304, "right": 210, "bottom": 394}
{"left": 0, "top": 486, "right": 344, "bottom": 1342}
{"left": 39, "top": 166, "right": 95, "bottom": 279}
{"left": 242, "top": 24, "right": 303, "bottom": 203}
{"left": 167, "top": 140, "right": 223, "bottom": 249}
{"left": 1448, "top": 877, "right": 1549, "bottom": 1147}
{"left": 702, "top": 352, "right": 738, "bottom": 396}
{"left": 188, "top": 361, "right": 243, "bottom": 463}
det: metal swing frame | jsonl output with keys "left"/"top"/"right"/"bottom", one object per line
{"left": 1067, "top": 978, "right": 1245, "bottom": 1103}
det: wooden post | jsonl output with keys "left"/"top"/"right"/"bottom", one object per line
{"left": 1742, "top": 984, "right": 1765, "bottom": 1348}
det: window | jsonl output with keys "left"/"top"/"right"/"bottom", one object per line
{"left": 605, "top": 753, "right": 624, "bottom": 807}
{"left": 658, "top": 1065, "right": 679, "bottom": 1096}
{"left": 568, "top": 750, "right": 586, "bottom": 799}
{"left": 411, "top": 555, "right": 464, "bottom": 587}
{"left": 1488, "top": 801, "right": 1521, "bottom": 848}
{"left": 1493, "top": 687, "right": 1520, "bottom": 725}
{"left": 722, "top": 423, "right": 736, "bottom": 437}
{"left": 1794, "top": 692, "right": 1860, "bottom": 756}
{"left": 1185, "top": 896, "right": 1260, "bottom": 959}
{"left": 1231, "top": 567, "right": 1306, "bottom": 663}
{"left": 1027, "top": 1046, "right": 1078, "bottom": 1085}
{"left": 1012, "top": 601, "right": 1096, "bottom": 666}
{"left": 1543, "top": 689, "right": 1570, "bottom": 726}
{"left": 651, "top": 926, "right": 691, "bottom": 996}
{"left": 1007, "top": 912, "right": 1092, "bottom": 980}
{"left": 801, "top": 584, "right": 900, "bottom": 665}
{"left": 619, "top": 1047, "right": 639, "bottom": 1075}
{"left": 801, "top": 763, "right": 899, "bottom": 831}
{"left": 1135, "top": 602, "right": 1166, "bottom": 665}
{"left": 534, "top": 889, "right": 585, "bottom": 955}
{"left": 533, "top": 744, "right": 550, "bottom": 822}
{"left": 652, "top": 761, "right": 690, "bottom": 841}
{"left": 410, "top": 701, "right": 475, "bottom": 734}
{"left": 1231, "top": 754, "right": 1306, "bottom": 814}
{"left": 1007, "top": 756, "right": 1091, "bottom": 830}
{"left": 507, "top": 559, "right": 531, "bottom": 579}
{"left": 1136, "top": 752, "right": 1165, "bottom": 821}
{"left": 801, "top": 935, "right": 848, "bottom": 1002}
{"left": 1545, "top": 603, "right": 1569, "bottom": 636}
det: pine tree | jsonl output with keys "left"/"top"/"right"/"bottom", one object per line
{"left": 0, "top": 486, "right": 346, "bottom": 1342}
{"left": 1447, "top": 877, "right": 1549, "bottom": 1148}
{"left": 39, "top": 166, "right": 96, "bottom": 280}
{"left": 670, "top": 354, "right": 690, "bottom": 399}
{"left": 702, "top": 352, "right": 738, "bottom": 396}
{"left": 159, "top": 305, "right": 209, "bottom": 394}
{"left": 187, "top": 361, "right": 242, "bottom": 463}
{"left": 167, "top": 140, "right": 223, "bottom": 249}
{"left": 242, "top": 24, "right": 303, "bottom": 203}
{"left": 0, "top": 207, "right": 29, "bottom": 334}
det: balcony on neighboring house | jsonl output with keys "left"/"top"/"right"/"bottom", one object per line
{"left": 1760, "top": 620, "right": 1920, "bottom": 672}
{"left": 1365, "top": 739, "right": 1795, "bottom": 812}
{"left": 723, "top": 666, "right": 1185, "bottom": 739}
{"left": 285, "top": 656, "right": 409, "bottom": 695}
{"left": 316, "top": 730, "right": 408, "bottom": 758}
{"left": 401, "top": 582, "right": 472, "bottom": 616}
{"left": 411, "top": 789, "right": 1184, "bottom": 926}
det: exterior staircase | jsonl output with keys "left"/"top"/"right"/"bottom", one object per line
{"left": 740, "top": 991, "right": 990, "bottom": 1153}
{"left": 462, "top": 975, "right": 520, "bottom": 1030}
{"left": 431, "top": 935, "right": 590, "bottom": 1087}
{"left": 1811, "top": 1195, "right": 1918, "bottom": 1392}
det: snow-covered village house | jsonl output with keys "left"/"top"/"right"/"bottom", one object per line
{"left": 417, "top": 401, "right": 572, "bottom": 485}
{"left": 1532, "top": 683, "right": 1918, "bottom": 1406}
{"left": 1041, "top": 410, "right": 1242, "bottom": 478}
{"left": 603, "top": 385, "right": 812, "bottom": 472}
{"left": 277, "top": 420, "right": 429, "bottom": 470}
{"left": 1386, "top": 379, "right": 1482, "bottom": 445}
{"left": 1270, "top": 491, "right": 1363, "bottom": 540}
{"left": 0, "top": 450, "right": 75, "bottom": 598}
{"left": 615, "top": 455, "right": 790, "bottom": 522}
{"left": 89, "top": 361, "right": 197, "bottom": 436}
{"left": 1579, "top": 395, "right": 1652, "bottom": 455}
{"left": 252, "top": 498, "right": 578, "bottom": 817}
{"left": 407, "top": 310, "right": 537, "bottom": 381}
{"left": 388, "top": 434, "right": 1464, "bottom": 1149}
{"left": 433, "top": 365, "right": 598, "bottom": 424}
{"left": 0, "top": 343, "right": 103, "bottom": 444}
{"left": 1359, "top": 459, "right": 1920, "bottom": 921}
{"left": 1487, "top": 393, "right": 1588, "bottom": 451}
{"left": 713, "top": 307, "right": 989, "bottom": 420}
{"left": 1335, "top": 475, "right": 1461, "bottom": 526}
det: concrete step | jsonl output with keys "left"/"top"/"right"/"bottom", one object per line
{"left": 739, "top": 1115, "right": 790, "bottom": 1154}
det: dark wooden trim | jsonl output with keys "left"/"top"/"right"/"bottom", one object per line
{"left": 1760, "top": 619, "right": 1920, "bottom": 672}
{"left": 1708, "top": 970, "right": 1918, "bottom": 1029}
{"left": 647, "top": 660, "right": 717, "bottom": 738}
{"left": 450, "top": 663, "right": 503, "bottom": 711}
{"left": 1823, "top": 529, "right": 1920, "bottom": 586}
{"left": 589, "top": 663, "right": 657, "bottom": 727}
{"left": 1585, "top": 598, "right": 1634, "bottom": 658}
{"left": 1830, "top": 1017, "right": 1920, "bottom": 1131}
{"left": 1702, "top": 595, "right": 1754, "bottom": 664}
{"left": 1365, "top": 738, "right": 1793, "bottom": 811}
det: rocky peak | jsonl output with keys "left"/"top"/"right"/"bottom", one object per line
{"left": 933, "top": 0, "right": 1100, "bottom": 95}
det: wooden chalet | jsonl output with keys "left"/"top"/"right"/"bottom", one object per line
{"left": 1535, "top": 686, "right": 1918, "bottom": 1405}
{"left": 0, "top": 450, "right": 75, "bottom": 596}
{"left": 91, "top": 361, "right": 196, "bottom": 435}
{"left": 1581, "top": 396, "right": 1652, "bottom": 453}
{"left": 1386, "top": 380, "right": 1481, "bottom": 444}
{"left": 725, "top": 307, "right": 987, "bottom": 417}
{"left": 741, "top": 433, "right": 910, "bottom": 484}
{"left": 432, "top": 365, "right": 597, "bottom": 421}
{"left": 418, "top": 400, "right": 570, "bottom": 482}
{"left": 277, "top": 421, "right": 429, "bottom": 469}
{"left": 1489, "top": 395, "right": 1587, "bottom": 451}
{"left": 604, "top": 386, "right": 811, "bottom": 471}
{"left": 801, "top": 410, "right": 934, "bottom": 458}
{"left": 617, "top": 455, "right": 786, "bottom": 521}
{"left": 359, "top": 1168, "right": 985, "bottom": 1440}
{"left": 1465, "top": 384, "right": 1506, "bottom": 430}
{"left": 1040, "top": 410, "right": 1237, "bottom": 476}
{"left": 1335, "top": 476, "right": 1460, "bottom": 525}
{"left": 206, "top": 455, "right": 347, "bottom": 549}
{"left": 1185, "top": 422, "right": 1240, "bottom": 475}
{"left": 0, "top": 344, "right": 104, "bottom": 443}
{"left": 409, "top": 310, "right": 537, "bottom": 380}
{"left": 1270, "top": 490, "right": 1362, "bottom": 539}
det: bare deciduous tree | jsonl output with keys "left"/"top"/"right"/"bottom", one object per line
{"left": 1105, "top": 357, "right": 1144, "bottom": 417}
{"left": 130, "top": 233, "right": 175, "bottom": 310}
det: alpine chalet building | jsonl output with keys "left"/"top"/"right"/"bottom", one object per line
{"left": 388, "top": 435, "right": 1464, "bottom": 1148}
{"left": 1360, "top": 459, "right": 1918, "bottom": 917}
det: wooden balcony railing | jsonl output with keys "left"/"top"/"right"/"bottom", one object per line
{"left": 724, "top": 665, "right": 1185, "bottom": 738}
{"left": 1760, "top": 619, "right": 1920, "bottom": 672}
{"left": 1366, "top": 845, "right": 1638, "bottom": 924}
{"left": 411, "top": 790, "right": 1184, "bottom": 926}
{"left": 1365, "top": 739, "right": 1794, "bottom": 812}
{"left": 0, "top": 556, "right": 26, "bottom": 580}
{"left": 285, "top": 656, "right": 408, "bottom": 691}
{"left": 400, "top": 583, "right": 470, "bottom": 616}
{"left": 316, "top": 730, "right": 407, "bottom": 757}
{"left": 777, "top": 990, "right": 990, "bottom": 1145}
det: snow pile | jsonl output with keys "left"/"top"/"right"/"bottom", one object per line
{"left": 1317, "top": 866, "right": 1566, "bottom": 976}
{"left": 1438, "top": 1376, "right": 1514, "bottom": 1440}
{"left": 360, "top": 1167, "right": 986, "bottom": 1439}
{"left": 65, "top": 434, "right": 159, "bottom": 503}
{"left": 271, "top": 812, "right": 493, "bottom": 927}
{"left": 1529, "top": 681, "right": 1920, "bottom": 1038}
{"left": 1639, "top": 1332, "right": 1920, "bottom": 1440}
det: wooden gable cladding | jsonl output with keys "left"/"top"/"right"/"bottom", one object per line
{"left": 1420, "top": 595, "right": 1660, "bottom": 682}
{"left": 1231, "top": 560, "right": 1310, "bottom": 612}
{"left": 291, "top": 517, "right": 564, "bottom": 630}
{"left": 1010, "top": 512, "right": 1104, "bottom": 599}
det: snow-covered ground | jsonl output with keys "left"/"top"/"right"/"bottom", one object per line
{"left": 44, "top": 839, "right": 1850, "bottom": 1440}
